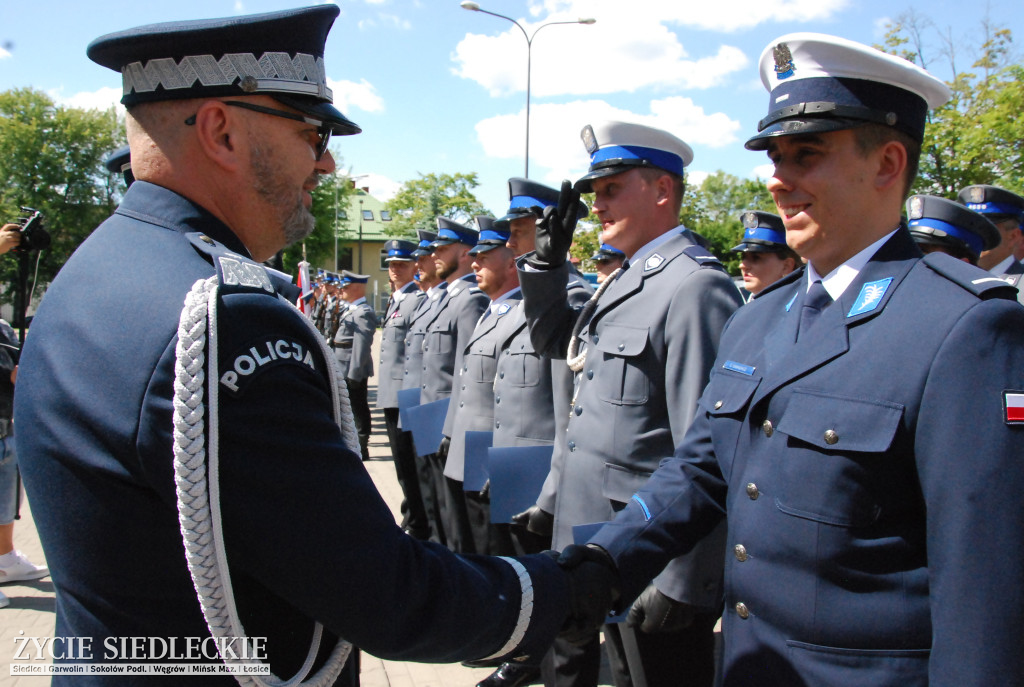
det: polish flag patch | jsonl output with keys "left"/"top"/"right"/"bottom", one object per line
{"left": 1005, "top": 391, "right": 1024, "bottom": 424}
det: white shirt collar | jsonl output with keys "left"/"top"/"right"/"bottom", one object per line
{"left": 806, "top": 228, "right": 899, "bottom": 301}
{"left": 988, "top": 255, "right": 1016, "bottom": 276}
{"left": 489, "top": 287, "right": 521, "bottom": 314}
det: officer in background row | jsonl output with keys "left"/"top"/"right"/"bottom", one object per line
{"left": 732, "top": 210, "right": 800, "bottom": 299}
{"left": 16, "top": 7, "right": 583, "bottom": 681}
{"left": 377, "top": 239, "right": 430, "bottom": 538}
{"left": 576, "top": 32, "right": 1024, "bottom": 686}
{"left": 334, "top": 271, "right": 378, "bottom": 461}
{"left": 444, "top": 217, "right": 520, "bottom": 558}
{"left": 959, "top": 184, "right": 1024, "bottom": 304}
{"left": 590, "top": 243, "right": 626, "bottom": 284}
{"left": 479, "top": 179, "right": 593, "bottom": 687}
{"left": 521, "top": 121, "right": 743, "bottom": 687}
{"left": 906, "top": 194, "right": 1000, "bottom": 266}
{"left": 104, "top": 144, "right": 134, "bottom": 187}
{"left": 426, "top": 218, "right": 488, "bottom": 553}
{"left": 403, "top": 228, "right": 449, "bottom": 545}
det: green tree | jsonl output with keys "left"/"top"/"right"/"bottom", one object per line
{"left": 681, "top": 171, "right": 775, "bottom": 274}
{"left": 0, "top": 88, "right": 123, "bottom": 302}
{"left": 385, "top": 172, "right": 487, "bottom": 237}
{"left": 878, "top": 17, "right": 1024, "bottom": 197}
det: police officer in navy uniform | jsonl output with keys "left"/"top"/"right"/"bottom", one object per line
{"left": 564, "top": 32, "right": 1024, "bottom": 686}
{"left": 104, "top": 144, "right": 134, "bottom": 187}
{"left": 402, "top": 229, "right": 450, "bottom": 545}
{"left": 425, "top": 217, "right": 489, "bottom": 553}
{"left": 14, "top": 7, "right": 582, "bottom": 683}
{"left": 732, "top": 210, "right": 800, "bottom": 298}
{"left": 377, "top": 239, "right": 430, "bottom": 538}
{"left": 590, "top": 243, "right": 626, "bottom": 284}
{"left": 444, "top": 218, "right": 520, "bottom": 557}
{"left": 520, "top": 121, "right": 743, "bottom": 687}
{"left": 334, "top": 271, "right": 379, "bottom": 461}
{"left": 958, "top": 184, "right": 1024, "bottom": 304}
{"left": 480, "top": 179, "right": 592, "bottom": 687}
{"left": 906, "top": 194, "right": 1000, "bottom": 266}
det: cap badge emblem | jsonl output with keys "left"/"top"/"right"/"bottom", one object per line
{"left": 581, "top": 125, "right": 599, "bottom": 155}
{"left": 773, "top": 43, "right": 795, "bottom": 80}
{"left": 908, "top": 196, "right": 924, "bottom": 220}
{"left": 968, "top": 187, "right": 985, "bottom": 204}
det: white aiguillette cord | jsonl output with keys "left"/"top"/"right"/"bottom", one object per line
{"left": 566, "top": 267, "right": 622, "bottom": 373}
{"left": 173, "top": 276, "right": 355, "bottom": 687}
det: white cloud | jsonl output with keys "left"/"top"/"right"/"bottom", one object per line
{"left": 328, "top": 78, "right": 384, "bottom": 113}
{"left": 751, "top": 162, "right": 775, "bottom": 180}
{"left": 687, "top": 170, "right": 710, "bottom": 188}
{"left": 234, "top": 1, "right": 245, "bottom": 13}
{"left": 377, "top": 13, "right": 411, "bottom": 30}
{"left": 345, "top": 172, "right": 401, "bottom": 201}
{"left": 50, "top": 86, "right": 124, "bottom": 113}
{"left": 475, "top": 97, "right": 741, "bottom": 184}
{"left": 0, "top": 46, "right": 11, "bottom": 60}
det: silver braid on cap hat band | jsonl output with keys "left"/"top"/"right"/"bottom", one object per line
{"left": 123, "top": 51, "right": 332, "bottom": 100}
{"left": 173, "top": 276, "right": 356, "bottom": 687}
{"left": 567, "top": 268, "right": 622, "bottom": 373}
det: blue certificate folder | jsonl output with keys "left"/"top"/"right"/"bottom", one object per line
{"left": 572, "top": 521, "right": 627, "bottom": 623}
{"left": 406, "top": 398, "right": 450, "bottom": 457}
{"left": 462, "top": 431, "right": 494, "bottom": 492}
{"left": 396, "top": 388, "right": 421, "bottom": 429}
{"left": 487, "top": 445, "right": 553, "bottom": 523}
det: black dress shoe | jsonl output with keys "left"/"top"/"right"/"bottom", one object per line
{"left": 475, "top": 662, "right": 540, "bottom": 687}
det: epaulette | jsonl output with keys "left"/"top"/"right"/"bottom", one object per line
{"left": 682, "top": 245, "right": 726, "bottom": 270}
{"left": 923, "top": 252, "right": 1019, "bottom": 300}
{"left": 469, "top": 287, "right": 482, "bottom": 294}
{"left": 186, "top": 232, "right": 275, "bottom": 295}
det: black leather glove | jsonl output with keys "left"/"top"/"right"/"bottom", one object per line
{"left": 626, "top": 584, "right": 697, "bottom": 634}
{"left": 526, "top": 180, "right": 581, "bottom": 270}
{"left": 556, "top": 544, "right": 620, "bottom": 645}
{"left": 437, "top": 435, "right": 450, "bottom": 458}
{"left": 510, "top": 505, "right": 554, "bottom": 554}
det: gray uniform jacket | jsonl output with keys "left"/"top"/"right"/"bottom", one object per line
{"left": 421, "top": 274, "right": 489, "bottom": 406}
{"left": 492, "top": 276, "right": 593, "bottom": 513}
{"left": 519, "top": 228, "right": 743, "bottom": 608}
{"left": 444, "top": 293, "right": 523, "bottom": 481}
{"left": 333, "top": 299, "right": 378, "bottom": 382}
{"left": 402, "top": 282, "right": 448, "bottom": 397}
{"left": 378, "top": 282, "right": 425, "bottom": 409}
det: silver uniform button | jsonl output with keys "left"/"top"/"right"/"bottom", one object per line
{"left": 824, "top": 429, "right": 839, "bottom": 445}
{"left": 735, "top": 602, "right": 750, "bottom": 619}
{"left": 762, "top": 420, "right": 774, "bottom": 437}
{"left": 734, "top": 544, "right": 748, "bottom": 562}
{"left": 714, "top": 400, "right": 723, "bottom": 410}
{"left": 746, "top": 483, "right": 759, "bottom": 500}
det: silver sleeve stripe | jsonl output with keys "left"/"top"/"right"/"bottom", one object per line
{"left": 480, "top": 557, "right": 535, "bottom": 661}
{"left": 122, "top": 51, "right": 332, "bottom": 100}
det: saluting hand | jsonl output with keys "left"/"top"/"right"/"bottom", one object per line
{"left": 527, "top": 180, "right": 581, "bottom": 270}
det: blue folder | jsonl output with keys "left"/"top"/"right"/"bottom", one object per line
{"left": 487, "top": 445, "right": 553, "bottom": 523}
{"left": 406, "top": 397, "right": 450, "bottom": 457}
{"left": 462, "top": 431, "right": 494, "bottom": 492}
{"left": 396, "top": 387, "right": 421, "bottom": 430}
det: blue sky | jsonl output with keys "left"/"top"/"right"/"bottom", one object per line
{"left": 2, "top": 0, "right": 1022, "bottom": 218}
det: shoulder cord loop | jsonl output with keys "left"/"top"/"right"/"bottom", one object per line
{"left": 173, "top": 276, "right": 356, "bottom": 687}
{"left": 566, "top": 267, "right": 622, "bottom": 373}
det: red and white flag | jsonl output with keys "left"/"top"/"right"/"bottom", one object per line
{"left": 1005, "top": 391, "right": 1024, "bottom": 424}
{"left": 296, "top": 260, "right": 312, "bottom": 316}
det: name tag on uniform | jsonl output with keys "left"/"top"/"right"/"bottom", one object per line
{"left": 723, "top": 360, "right": 755, "bottom": 376}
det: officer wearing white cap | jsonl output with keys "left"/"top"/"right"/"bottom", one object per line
{"left": 520, "top": 120, "right": 743, "bottom": 687}
{"left": 14, "top": 6, "right": 590, "bottom": 682}
{"left": 731, "top": 210, "right": 800, "bottom": 297}
{"left": 377, "top": 239, "right": 430, "bottom": 539}
{"left": 906, "top": 194, "right": 1000, "bottom": 265}
{"left": 590, "top": 243, "right": 626, "bottom": 284}
{"left": 335, "top": 271, "right": 378, "bottom": 461}
{"left": 566, "top": 33, "right": 1024, "bottom": 686}
{"left": 958, "top": 184, "right": 1024, "bottom": 303}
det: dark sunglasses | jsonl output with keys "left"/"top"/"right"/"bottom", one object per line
{"left": 185, "top": 101, "right": 332, "bottom": 161}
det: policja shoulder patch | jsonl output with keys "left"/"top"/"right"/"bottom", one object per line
{"left": 219, "top": 337, "right": 319, "bottom": 396}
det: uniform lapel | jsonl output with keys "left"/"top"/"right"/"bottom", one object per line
{"left": 590, "top": 231, "right": 691, "bottom": 324}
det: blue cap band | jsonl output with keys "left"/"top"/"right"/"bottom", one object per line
{"left": 591, "top": 144, "right": 685, "bottom": 176}
{"left": 910, "top": 217, "right": 985, "bottom": 256}
{"left": 743, "top": 226, "right": 787, "bottom": 245}
{"left": 509, "top": 195, "right": 553, "bottom": 211}
{"left": 478, "top": 228, "right": 510, "bottom": 243}
{"left": 965, "top": 201, "right": 1024, "bottom": 220}
{"left": 437, "top": 227, "right": 476, "bottom": 245}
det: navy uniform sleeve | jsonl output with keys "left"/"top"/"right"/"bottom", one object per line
{"left": 211, "top": 291, "right": 569, "bottom": 662}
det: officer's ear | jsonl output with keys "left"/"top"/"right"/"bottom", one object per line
{"left": 873, "top": 139, "right": 908, "bottom": 196}
{"left": 190, "top": 100, "right": 245, "bottom": 174}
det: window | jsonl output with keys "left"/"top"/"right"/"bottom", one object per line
{"left": 379, "top": 249, "right": 388, "bottom": 271}
{"left": 380, "top": 210, "right": 392, "bottom": 221}
{"left": 362, "top": 209, "right": 374, "bottom": 221}
{"left": 338, "top": 210, "right": 348, "bottom": 220}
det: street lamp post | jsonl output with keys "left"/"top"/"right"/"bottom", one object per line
{"left": 460, "top": 2, "right": 595, "bottom": 178}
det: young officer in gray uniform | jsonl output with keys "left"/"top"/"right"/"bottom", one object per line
{"left": 14, "top": 7, "right": 578, "bottom": 683}
{"left": 424, "top": 217, "right": 489, "bottom": 553}
{"left": 906, "top": 194, "right": 1000, "bottom": 265}
{"left": 959, "top": 184, "right": 1024, "bottom": 304}
{"left": 480, "top": 179, "right": 592, "bottom": 687}
{"left": 444, "top": 218, "right": 520, "bottom": 557}
{"left": 334, "top": 271, "right": 378, "bottom": 461}
{"left": 377, "top": 239, "right": 430, "bottom": 538}
{"left": 571, "top": 33, "right": 1024, "bottom": 686}
{"left": 520, "top": 121, "right": 744, "bottom": 687}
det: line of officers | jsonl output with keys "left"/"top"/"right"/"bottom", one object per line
{"left": 299, "top": 166, "right": 1024, "bottom": 687}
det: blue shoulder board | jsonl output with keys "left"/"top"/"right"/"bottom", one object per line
{"left": 923, "top": 252, "right": 1019, "bottom": 300}
{"left": 186, "top": 232, "right": 275, "bottom": 295}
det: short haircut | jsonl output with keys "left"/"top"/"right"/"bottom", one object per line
{"left": 852, "top": 123, "right": 921, "bottom": 199}
{"left": 637, "top": 167, "right": 686, "bottom": 214}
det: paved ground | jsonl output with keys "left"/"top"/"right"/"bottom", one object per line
{"left": 0, "top": 331, "right": 615, "bottom": 686}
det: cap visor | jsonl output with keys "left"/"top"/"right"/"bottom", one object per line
{"left": 745, "top": 117, "right": 865, "bottom": 151}
{"left": 273, "top": 94, "right": 361, "bottom": 135}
